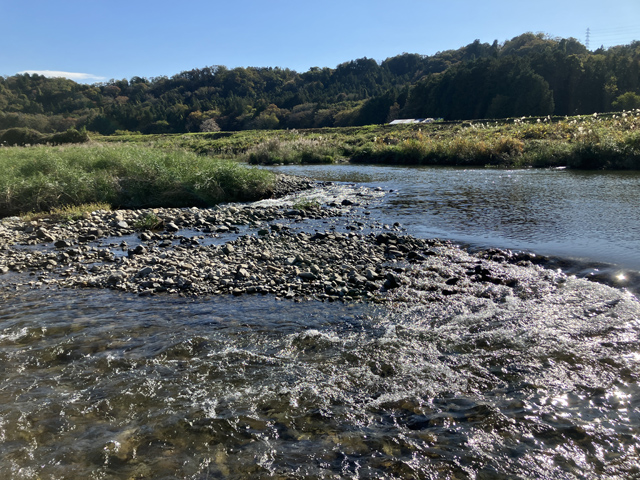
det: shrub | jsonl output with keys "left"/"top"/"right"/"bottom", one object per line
{"left": 612, "top": 92, "right": 640, "bottom": 111}
{"left": 245, "top": 136, "right": 338, "bottom": 164}
{"left": 133, "top": 213, "right": 164, "bottom": 230}
{"left": 0, "top": 127, "right": 44, "bottom": 146}
{"left": 47, "top": 128, "right": 90, "bottom": 145}
{"left": 200, "top": 118, "right": 221, "bottom": 132}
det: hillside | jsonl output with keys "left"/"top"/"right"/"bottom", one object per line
{"left": 1, "top": 33, "right": 639, "bottom": 136}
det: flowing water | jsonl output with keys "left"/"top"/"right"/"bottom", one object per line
{"left": 1, "top": 166, "right": 640, "bottom": 479}
{"left": 266, "top": 165, "right": 640, "bottom": 272}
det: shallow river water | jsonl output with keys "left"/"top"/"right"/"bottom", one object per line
{"left": 266, "top": 165, "right": 640, "bottom": 272}
{"left": 1, "top": 166, "right": 640, "bottom": 479}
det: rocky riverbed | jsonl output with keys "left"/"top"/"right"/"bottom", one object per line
{"left": 0, "top": 175, "right": 620, "bottom": 306}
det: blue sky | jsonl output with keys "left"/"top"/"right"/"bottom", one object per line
{"left": 2, "top": 0, "right": 639, "bottom": 83}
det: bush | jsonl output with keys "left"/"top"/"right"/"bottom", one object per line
{"left": 47, "top": 128, "right": 90, "bottom": 145}
{"left": 612, "top": 92, "right": 640, "bottom": 111}
{"left": 0, "top": 127, "right": 89, "bottom": 147}
{"left": 245, "top": 136, "right": 338, "bottom": 164}
{"left": 0, "top": 127, "right": 44, "bottom": 146}
{"left": 200, "top": 118, "right": 221, "bottom": 132}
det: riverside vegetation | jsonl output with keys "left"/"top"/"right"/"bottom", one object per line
{"left": 0, "top": 143, "right": 276, "bottom": 218}
{"left": 1, "top": 110, "right": 639, "bottom": 217}
{"left": 101, "top": 111, "right": 640, "bottom": 169}
{"left": 1, "top": 109, "right": 639, "bottom": 219}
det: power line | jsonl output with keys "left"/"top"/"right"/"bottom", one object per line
{"left": 584, "top": 25, "right": 640, "bottom": 49}
{"left": 589, "top": 25, "right": 640, "bottom": 34}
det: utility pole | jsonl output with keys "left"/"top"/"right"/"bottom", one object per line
{"left": 586, "top": 28, "right": 591, "bottom": 50}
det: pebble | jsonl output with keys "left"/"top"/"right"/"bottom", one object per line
{"left": 0, "top": 175, "right": 572, "bottom": 304}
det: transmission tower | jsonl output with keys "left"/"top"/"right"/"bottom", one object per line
{"left": 586, "top": 28, "right": 590, "bottom": 50}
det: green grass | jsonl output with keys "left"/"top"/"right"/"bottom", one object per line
{"left": 0, "top": 143, "right": 275, "bottom": 217}
{"left": 20, "top": 203, "right": 112, "bottom": 222}
{"left": 348, "top": 114, "right": 640, "bottom": 169}
{"left": 292, "top": 197, "right": 321, "bottom": 211}
{"left": 94, "top": 111, "right": 640, "bottom": 170}
{"left": 132, "top": 212, "right": 164, "bottom": 230}
{"left": 245, "top": 136, "right": 340, "bottom": 165}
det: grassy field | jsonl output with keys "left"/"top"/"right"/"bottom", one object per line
{"left": 0, "top": 143, "right": 274, "bottom": 217}
{"left": 99, "top": 111, "right": 640, "bottom": 170}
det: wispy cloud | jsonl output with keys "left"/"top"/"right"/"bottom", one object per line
{"left": 19, "top": 70, "right": 106, "bottom": 82}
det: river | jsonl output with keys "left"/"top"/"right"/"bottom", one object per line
{"left": 1, "top": 166, "right": 639, "bottom": 479}
{"left": 266, "top": 165, "right": 640, "bottom": 271}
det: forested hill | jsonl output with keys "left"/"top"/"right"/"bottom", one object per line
{"left": 2, "top": 32, "right": 639, "bottom": 135}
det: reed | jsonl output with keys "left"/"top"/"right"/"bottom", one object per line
{"left": 0, "top": 143, "right": 275, "bottom": 217}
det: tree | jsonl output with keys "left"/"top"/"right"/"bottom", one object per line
{"left": 612, "top": 91, "right": 640, "bottom": 110}
{"left": 200, "top": 118, "right": 221, "bottom": 132}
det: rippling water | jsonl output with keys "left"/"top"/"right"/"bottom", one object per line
{"left": 2, "top": 165, "right": 640, "bottom": 478}
{"left": 266, "top": 165, "right": 640, "bottom": 271}
{"left": 1, "top": 280, "right": 639, "bottom": 478}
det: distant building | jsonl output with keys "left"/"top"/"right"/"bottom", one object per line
{"left": 388, "top": 118, "right": 436, "bottom": 125}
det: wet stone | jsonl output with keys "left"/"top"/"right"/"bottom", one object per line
{"left": 55, "top": 239, "right": 73, "bottom": 249}
{"left": 0, "top": 179, "right": 577, "bottom": 306}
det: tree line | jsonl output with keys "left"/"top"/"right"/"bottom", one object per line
{"left": 1, "top": 33, "right": 639, "bottom": 136}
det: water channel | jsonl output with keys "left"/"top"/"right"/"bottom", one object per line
{"left": 1, "top": 166, "right": 639, "bottom": 479}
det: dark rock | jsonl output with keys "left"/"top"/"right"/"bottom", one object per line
{"left": 384, "top": 272, "right": 402, "bottom": 290}
{"left": 107, "top": 272, "right": 126, "bottom": 285}
{"left": 36, "top": 228, "right": 56, "bottom": 243}
{"left": 165, "top": 222, "right": 180, "bottom": 232}
{"left": 299, "top": 272, "right": 318, "bottom": 281}
{"left": 54, "top": 239, "right": 73, "bottom": 249}
{"left": 408, "top": 251, "right": 430, "bottom": 261}
{"left": 138, "top": 266, "right": 153, "bottom": 277}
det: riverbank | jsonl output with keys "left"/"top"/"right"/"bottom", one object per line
{"left": 98, "top": 111, "right": 640, "bottom": 170}
{"left": 2, "top": 112, "right": 638, "bottom": 217}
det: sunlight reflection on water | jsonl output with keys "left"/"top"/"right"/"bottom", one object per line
{"left": 0, "top": 280, "right": 638, "bottom": 478}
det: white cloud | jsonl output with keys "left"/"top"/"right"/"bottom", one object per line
{"left": 19, "top": 70, "right": 106, "bottom": 82}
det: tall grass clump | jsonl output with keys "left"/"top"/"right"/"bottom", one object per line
{"left": 0, "top": 144, "right": 275, "bottom": 217}
{"left": 245, "top": 136, "right": 339, "bottom": 164}
{"left": 351, "top": 134, "right": 525, "bottom": 166}
{"left": 0, "top": 127, "right": 89, "bottom": 147}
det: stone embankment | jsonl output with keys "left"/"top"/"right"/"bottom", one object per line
{"left": 0, "top": 175, "right": 570, "bottom": 304}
